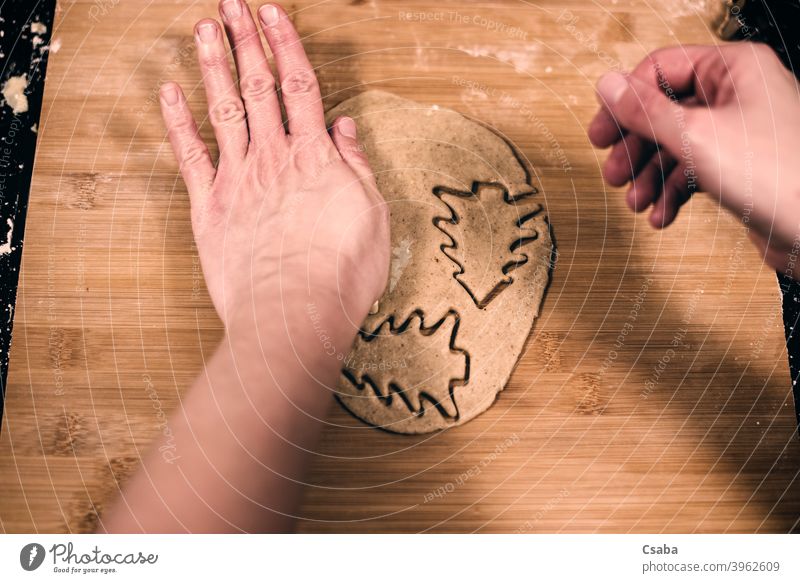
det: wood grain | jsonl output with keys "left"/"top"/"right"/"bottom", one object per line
{"left": 1, "top": 0, "right": 798, "bottom": 533}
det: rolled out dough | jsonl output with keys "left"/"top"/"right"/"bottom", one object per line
{"left": 325, "top": 91, "right": 553, "bottom": 434}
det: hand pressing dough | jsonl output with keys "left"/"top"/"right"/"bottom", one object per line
{"left": 325, "top": 91, "right": 553, "bottom": 434}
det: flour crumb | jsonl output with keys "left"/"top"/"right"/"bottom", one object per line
{"left": 0, "top": 218, "right": 14, "bottom": 255}
{"left": 49, "top": 37, "right": 62, "bottom": 53}
{"left": 457, "top": 44, "right": 540, "bottom": 74}
{"left": 545, "top": 66, "right": 553, "bottom": 73}
{"left": 2, "top": 75, "right": 29, "bottom": 114}
{"left": 670, "top": 0, "right": 711, "bottom": 18}
{"left": 389, "top": 236, "right": 413, "bottom": 292}
{"left": 31, "top": 22, "right": 47, "bottom": 34}
{"left": 31, "top": 123, "right": 38, "bottom": 133}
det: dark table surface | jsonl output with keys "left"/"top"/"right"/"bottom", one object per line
{"left": 0, "top": 0, "right": 57, "bottom": 421}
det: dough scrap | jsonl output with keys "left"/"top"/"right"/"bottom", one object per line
{"left": 325, "top": 91, "right": 553, "bottom": 433}
{"left": 2, "top": 75, "right": 29, "bottom": 115}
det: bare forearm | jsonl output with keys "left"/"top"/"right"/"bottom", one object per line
{"left": 114, "top": 0, "right": 389, "bottom": 533}
{"left": 102, "top": 289, "right": 362, "bottom": 533}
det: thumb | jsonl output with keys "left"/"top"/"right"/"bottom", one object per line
{"left": 330, "top": 116, "right": 378, "bottom": 191}
{"left": 596, "top": 71, "right": 688, "bottom": 156}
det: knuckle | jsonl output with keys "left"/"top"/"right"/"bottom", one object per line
{"left": 281, "top": 69, "right": 318, "bottom": 95}
{"left": 200, "top": 53, "right": 229, "bottom": 71}
{"left": 230, "top": 31, "right": 265, "bottom": 60}
{"left": 227, "top": 18, "right": 254, "bottom": 37}
{"left": 210, "top": 98, "right": 246, "bottom": 125}
{"left": 181, "top": 144, "right": 210, "bottom": 166}
{"left": 345, "top": 145, "right": 369, "bottom": 165}
{"left": 240, "top": 74, "right": 276, "bottom": 100}
{"left": 269, "top": 25, "right": 291, "bottom": 48}
{"left": 288, "top": 143, "right": 330, "bottom": 175}
{"left": 168, "top": 116, "right": 195, "bottom": 134}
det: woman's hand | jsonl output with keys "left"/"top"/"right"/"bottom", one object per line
{"left": 589, "top": 43, "right": 800, "bottom": 276}
{"left": 160, "top": 1, "right": 389, "bottom": 327}
{"left": 103, "top": 2, "right": 389, "bottom": 533}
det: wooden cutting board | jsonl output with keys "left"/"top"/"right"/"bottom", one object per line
{"left": 1, "top": 0, "right": 798, "bottom": 533}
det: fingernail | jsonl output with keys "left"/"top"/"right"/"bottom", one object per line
{"left": 160, "top": 84, "right": 179, "bottom": 106}
{"left": 259, "top": 4, "right": 280, "bottom": 26}
{"left": 197, "top": 22, "right": 218, "bottom": 43}
{"left": 596, "top": 71, "right": 629, "bottom": 106}
{"left": 221, "top": 0, "right": 242, "bottom": 20}
{"left": 339, "top": 117, "right": 357, "bottom": 139}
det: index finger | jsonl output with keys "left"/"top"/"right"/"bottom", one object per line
{"left": 588, "top": 45, "right": 723, "bottom": 148}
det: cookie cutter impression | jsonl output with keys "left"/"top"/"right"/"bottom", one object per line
{"left": 325, "top": 91, "right": 554, "bottom": 434}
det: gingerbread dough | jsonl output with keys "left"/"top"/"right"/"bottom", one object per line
{"left": 325, "top": 91, "right": 553, "bottom": 433}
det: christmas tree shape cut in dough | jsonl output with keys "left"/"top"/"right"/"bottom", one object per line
{"left": 343, "top": 310, "right": 468, "bottom": 422}
{"left": 434, "top": 182, "right": 544, "bottom": 309}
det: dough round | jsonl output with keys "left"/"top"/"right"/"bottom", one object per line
{"left": 325, "top": 91, "right": 553, "bottom": 434}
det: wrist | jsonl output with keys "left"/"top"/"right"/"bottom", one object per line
{"left": 224, "top": 271, "right": 368, "bottom": 368}
{"left": 231, "top": 252, "right": 375, "bottom": 328}
{"left": 219, "top": 286, "right": 355, "bottom": 414}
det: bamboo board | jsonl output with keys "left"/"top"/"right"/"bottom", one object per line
{"left": 1, "top": 0, "right": 798, "bottom": 533}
